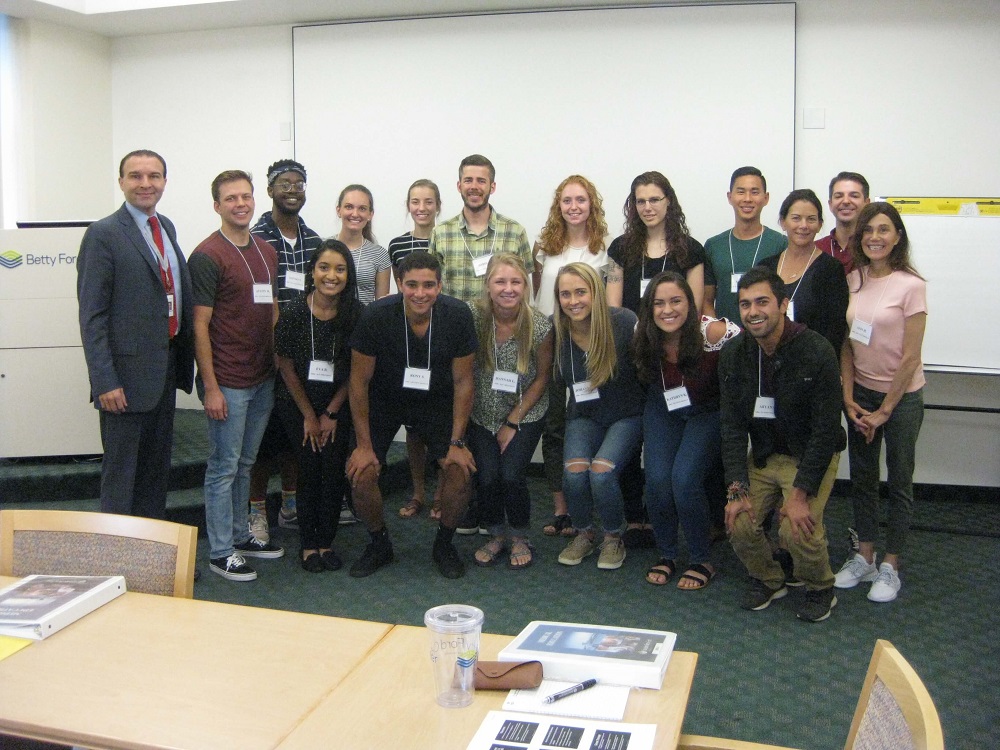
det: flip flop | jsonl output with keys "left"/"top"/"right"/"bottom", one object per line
{"left": 474, "top": 538, "right": 506, "bottom": 567}
{"left": 429, "top": 505, "right": 442, "bottom": 521}
{"left": 398, "top": 497, "right": 423, "bottom": 518}
{"left": 677, "top": 563, "right": 716, "bottom": 591}
{"left": 542, "top": 514, "right": 575, "bottom": 537}
{"left": 508, "top": 540, "right": 535, "bottom": 570}
{"left": 646, "top": 558, "right": 676, "bottom": 586}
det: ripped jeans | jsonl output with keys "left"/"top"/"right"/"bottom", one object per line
{"left": 562, "top": 415, "right": 642, "bottom": 533}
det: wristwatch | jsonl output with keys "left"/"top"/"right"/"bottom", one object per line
{"left": 449, "top": 438, "right": 467, "bottom": 449}
{"left": 325, "top": 409, "right": 340, "bottom": 420}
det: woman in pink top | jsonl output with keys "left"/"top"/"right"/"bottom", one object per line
{"left": 835, "top": 203, "right": 927, "bottom": 603}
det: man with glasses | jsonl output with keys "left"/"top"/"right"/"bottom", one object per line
{"left": 246, "top": 160, "right": 323, "bottom": 540}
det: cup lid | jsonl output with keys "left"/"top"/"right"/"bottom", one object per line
{"left": 424, "top": 604, "right": 484, "bottom": 633}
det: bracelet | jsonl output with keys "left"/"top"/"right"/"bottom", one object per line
{"left": 726, "top": 480, "right": 750, "bottom": 503}
{"left": 504, "top": 419, "right": 520, "bottom": 431}
{"left": 325, "top": 409, "right": 340, "bottom": 420}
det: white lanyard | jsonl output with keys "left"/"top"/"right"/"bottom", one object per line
{"left": 307, "top": 293, "right": 335, "bottom": 382}
{"left": 754, "top": 347, "right": 776, "bottom": 419}
{"left": 660, "top": 362, "right": 691, "bottom": 411}
{"left": 778, "top": 248, "right": 817, "bottom": 319}
{"left": 403, "top": 308, "right": 433, "bottom": 390}
{"left": 282, "top": 227, "right": 306, "bottom": 290}
{"left": 640, "top": 254, "right": 669, "bottom": 297}
{"left": 728, "top": 229, "right": 765, "bottom": 274}
{"left": 850, "top": 269, "right": 892, "bottom": 346}
{"left": 461, "top": 223, "right": 498, "bottom": 275}
{"left": 857, "top": 269, "right": 892, "bottom": 325}
{"left": 219, "top": 231, "right": 272, "bottom": 286}
{"left": 492, "top": 320, "right": 520, "bottom": 394}
{"left": 568, "top": 336, "right": 599, "bottom": 401}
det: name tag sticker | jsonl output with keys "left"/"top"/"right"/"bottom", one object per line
{"left": 166, "top": 293, "right": 175, "bottom": 317}
{"left": 472, "top": 254, "right": 493, "bottom": 277}
{"left": 285, "top": 270, "right": 305, "bottom": 291}
{"left": 664, "top": 386, "right": 692, "bottom": 411}
{"left": 573, "top": 380, "right": 600, "bottom": 402}
{"left": 786, "top": 300, "right": 796, "bottom": 321}
{"left": 403, "top": 367, "right": 431, "bottom": 391}
{"left": 753, "top": 396, "right": 776, "bottom": 419}
{"left": 253, "top": 284, "right": 273, "bottom": 304}
{"left": 730, "top": 273, "right": 743, "bottom": 293}
{"left": 308, "top": 360, "right": 334, "bottom": 383}
{"left": 639, "top": 278, "right": 650, "bottom": 297}
{"left": 850, "top": 319, "right": 873, "bottom": 346}
{"left": 492, "top": 370, "right": 518, "bottom": 393}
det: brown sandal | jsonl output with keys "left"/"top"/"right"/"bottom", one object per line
{"left": 398, "top": 497, "right": 423, "bottom": 518}
{"left": 429, "top": 504, "right": 442, "bottom": 521}
{"left": 474, "top": 537, "right": 506, "bottom": 567}
{"left": 508, "top": 540, "right": 535, "bottom": 570}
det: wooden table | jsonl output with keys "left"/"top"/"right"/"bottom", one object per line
{"left": 275, "top": 625, "right": 699, "bottom": 750}
{"left": 0, "top": 577, "right": 391, "bottom": 750}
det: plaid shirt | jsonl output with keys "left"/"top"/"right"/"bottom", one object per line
{"left": 428, "top": 208, "right": 532, "bottom": 303}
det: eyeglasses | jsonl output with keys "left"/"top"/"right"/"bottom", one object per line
{"left": 275, "top": 181, "right": 306, "bottom": 193}
{"left": 635, "top": 197, "right": 666, "bottom": 208}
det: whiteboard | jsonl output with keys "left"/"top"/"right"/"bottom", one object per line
{"left": 896, "top": 212, "right": 1000, "bottom": 372}
{"left": 291, "top": 4, "right": 795, "bottom": 247}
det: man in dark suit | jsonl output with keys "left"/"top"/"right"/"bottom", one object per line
{"left": 77, "top": 149, "right": 195, "bottom": 519}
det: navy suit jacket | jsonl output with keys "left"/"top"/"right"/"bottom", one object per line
{"left": 77, "top": 203, "right": 195, "bottom": 412}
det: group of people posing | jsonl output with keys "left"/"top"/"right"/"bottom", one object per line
{"left": 78, "top": 151, "right": 927, "bottom": 624}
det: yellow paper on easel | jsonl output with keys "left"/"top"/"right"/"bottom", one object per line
{"left": 882, "top": 197, "right": 1000, "bottom": 216}
{"left": 0, "top": 635, "right": 33, "bottom": 661}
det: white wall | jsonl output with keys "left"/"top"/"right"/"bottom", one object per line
{"left": 8, "top": 17, "right": 112, "bottom": 222}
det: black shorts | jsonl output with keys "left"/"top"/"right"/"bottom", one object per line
{"left": 366, "top": 405, "right": 452, "bottom": 465}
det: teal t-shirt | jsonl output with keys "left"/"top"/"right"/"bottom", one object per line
{"left": 704, "top": 226, "right": 786, "bottom": 323}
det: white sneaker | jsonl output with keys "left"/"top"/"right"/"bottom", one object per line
{"left": 248, "top": 511, "right": 270, "bottom": 544}
{"left": 834, "top": 553, "right": 878, "bottom": 589}
{"left": 867, "top": 562, "right": 901, "bottom": 602}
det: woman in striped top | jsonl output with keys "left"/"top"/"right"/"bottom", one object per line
{"left": 336, "top": 184, "right": 391, "bottom": 306}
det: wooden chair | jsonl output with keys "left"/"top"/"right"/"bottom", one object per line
{"left": 0, "top": 509, "right": 197, "bottom": 598}
{"left": 679, "top": 639, "right": 944, "bottom": 750}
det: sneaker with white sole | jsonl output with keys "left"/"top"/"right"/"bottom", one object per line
{"left": 796, "top": 587, "right": 838, "bottom": 622}
{"left": 278, "top": 495, "right": 298, "bottom": 529}
{"left": 834, "top": 553, "right": 878, "bottom": 589}
{"left": 209, "top": 553, "right": 257, "bottom": 581}
{"left": 248, "top": 511, "right": 270, "bottom": 543}
{"left": 741, "top": 579, "right": 788, "bottom": 611}
{"left": 558, "top": 534, "right": 595, "bottom": 566}
{"left": 597, "top": 536, "right": 626, "bottom": 570}
{"left": 339, "top": 499, "right": 358, "bottom": 525}
{"left": 867, "top": 562, "right": 901, "bottom": 602}
{"left": 234, "top": 535, "right": 285, "bottom": 559}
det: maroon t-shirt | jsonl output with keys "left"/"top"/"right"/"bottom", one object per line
{"left": 658, "top": 349, "right": 721, "bottom": 410}
{"left": 190, "top": 231, "right": 277, "bottom": 389}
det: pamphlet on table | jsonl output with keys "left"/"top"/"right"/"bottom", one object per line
{"left": 466, "top": 710, "right": 655, "bottom": 750}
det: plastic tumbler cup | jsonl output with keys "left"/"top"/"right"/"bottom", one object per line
{"left": 424, "top": 604, "right": 484, "bottom": 708}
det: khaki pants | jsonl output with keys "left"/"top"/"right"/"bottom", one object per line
{"left": 730, "top": 453, "right": 838, "bottom": 591}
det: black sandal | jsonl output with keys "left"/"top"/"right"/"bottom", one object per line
{"left": 645, "top": 558, "right": 676, "bottom": 586}
{"left": 543, "top": 514, "right": 574, "bottom": 537}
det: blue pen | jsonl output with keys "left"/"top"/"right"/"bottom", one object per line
{"left": 543, "top": 678, "right": 597, "bottom": 704}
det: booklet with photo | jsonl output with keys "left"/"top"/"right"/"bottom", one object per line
{"left": 0, "top": 575, "right": 126, "bottom": 640}
{"left": 498, "top": 621, "right": 676, "bottom": 689}
{"left": 466, "top": 710, "right": 655, "bottom": 750}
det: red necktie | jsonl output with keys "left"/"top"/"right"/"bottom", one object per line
{"left": 149, "top": 216, "right": 178, "bottom": 338}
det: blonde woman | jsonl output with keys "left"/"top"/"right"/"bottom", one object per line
{"left": 553, "top": 263, "right": 643, "bottom": 571}
{"left": 468, "top": 254, "right": 553, "bottom": 569}
{"left": 336, "top": 184, "right": 391, "bottom": 306}
{"left": 533, "top": 175, "right": 621, "bottom": 537}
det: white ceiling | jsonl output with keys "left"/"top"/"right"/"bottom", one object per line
{"left": 0, "top": 0, "right": 734, "bottom": 37}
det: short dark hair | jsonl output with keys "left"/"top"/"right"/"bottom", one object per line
{"left": 829, "top": 171, "right": 870, "bottom": 199}
{"left": 119, "top": 149, "right": 166, "bottom": 178}
{"left": 211, "top": 170, "right": 253, "bottom": 202}
{"left": 266, "top": 159, "right": 307, "bottom": 185}
{"left": 459, "top": 154, "right": 495, "bottom": 183}
{"left": 778, "top": 188, "right": 824, "bottom": 224}
{"left": 730, "top": 166, "right": 765, "bottom": 192}
{"left": 398, "top": 250, "right": 441, "bottom": 281}
{"left": 738, "top": 266, "right": 788, "bottom": 303}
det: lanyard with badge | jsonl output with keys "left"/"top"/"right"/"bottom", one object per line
{"left": 306, "top": 293, "right": 335, "bottom": 382}
{"left": 661, "top": 362, "right": 691, "bottom": 411}
{"left": 220, "top": 232, "right": 273, "bottom": 304}
{"left": 753, "top": 347, "right": 776, "bottom": 419}
{"left": 403, "top": 308, "right": 433, "bottom": 391}
{"left": 849, "top": 270, "right": 891, "bottom": 346}
{"left": 462, "top": 225, "right": 499, "bottom": 277}
{"left": 777, "top": 248, "right": 817, "bottom": 321}
{"left": 728, "top": 230, "right": 765, "bottom": 293}
{"left": 491, "top": 320, "right": 520, "bottom": 394}
{"left": 282, "top": 225, "right": 306, "bottom": 291}
{"left": 141, "top": 218, "right": 176, "bottom": 318}
{"left": 639, "top": 255, "right": 668, "bottom": 298}
{"left": 569, "top": 338, "right": 599, "bottom": 402}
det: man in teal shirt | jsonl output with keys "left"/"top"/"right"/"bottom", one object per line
{"left": 703, "top": 166, "right": 786, "bottom": 323}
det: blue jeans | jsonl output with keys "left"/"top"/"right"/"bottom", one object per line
{"left": 563, "top": 416, "right": 642, "bottom": 533}
{"left": 468, "top": 419, "right": 545, "bottom": 533}
{"left": 204, "top": 379, "right": 274, "bottom": 559}
{"left": 848, "top": 384, "right": 924, "bottom": 555}
{"left": 643, "top": 397, "right": 720, "bottom": 564}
